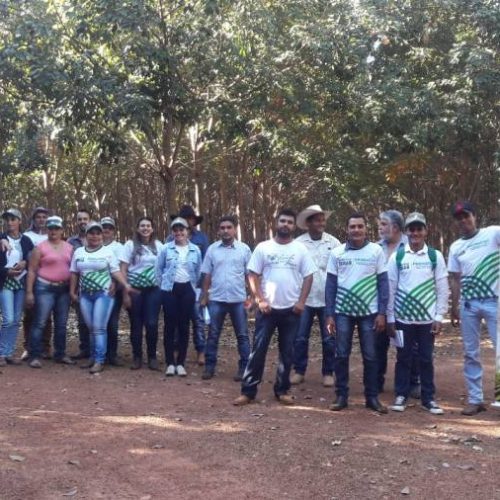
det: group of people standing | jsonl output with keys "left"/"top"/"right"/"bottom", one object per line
{"left": 233, "top": 203, "right": 499, "bottom": 418}
{"left": 0, "top": 201, "right": 498, "bottom": 418}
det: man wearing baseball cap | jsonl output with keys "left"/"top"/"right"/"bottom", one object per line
{"left": 448, "top": 201, "right": 500, "bottom": 415}
{"left": 290, "top": 205, "right": 340, "bottom": 387}
{"left": 387, "top": 213, "right": 449, "bottom": 414}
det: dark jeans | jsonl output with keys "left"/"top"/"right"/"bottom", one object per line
{"left": 206, "top": 301, "right": 250, "bottom": 372}
{"left": 376, "top": 330, "right": 420, "bottom": 391}
{"left": 394, "top": 322, "right": 436, "bottom": 404}
{"left": 334, "top": 313, "right": 378, "bottom": 399}
{"left": 106, "top": 289, "right": 123, "bottom": 361}
{"left": 162, "top": 283, "right": 196, "bottom": 366}
{"left": 76, "top": 304, "right": 90, "bottom": 356}
{"left": 24, "top": 307, "right": 52, "bottom": 353}
{"left": 191, "top": 299, "right": 207, "bottom": 352}
{"left": 128, "top": 287, "right": 161, "bottom": 360}
{"left": 293, "top": 305, "right": 335, "bottom": 376}
{"left": 241, "top": 308, "right": 300, "bottom": 399}
{"left": 30, "top": 281, "right": 70, "bottom": 360}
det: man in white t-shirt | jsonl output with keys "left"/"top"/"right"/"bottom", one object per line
{"left": 290, "top": 205, "right": 340, "bottom": 388}
{"left": 387, "top": 213, "right": 449, "bottom": 415}
{"left": 325, "top": 213, "right": 389, "bottom": 414}
{"left": 233, "top": 209, "right": 316, "bottom": 406}
{"left": 448, "top": 201, "right": 500, "bottom": 416}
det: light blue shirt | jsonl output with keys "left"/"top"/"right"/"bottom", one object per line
{"left": 155, "top": 242, "right": 201, "bottom": 292}
{"left": 201, "top": 240, "right": 252, "bottom": 303}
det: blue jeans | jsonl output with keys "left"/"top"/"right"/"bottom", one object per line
{"left": 241, "top": 308, "right": 300, "bottom": 399}
{"left": 30, "top": 281, "right": 70, "bottom": 360}
{"left": 206, "top": 301, "right": 250, "bottom": 373}
{"left": 334, "top": 314, "right": 379, "bottom": 399}
{"left": 128, "top": 287, "right": 161, "bottom": 360}
{"left": 76, "top": 304, "right": 90, "bottom": 356}
{"left": 460, "top": 298, "right": 498, "bottom": 404}
{"left": 0, "top": 288, "right": 25, "bottom": 357}
{"left": 394, "top": 322, "right": 435, "bottom": 404}
{"left": 106, "top": 289, "right": 123, "bottom": 361}
{"left": 79, "top": 291, "right": 115, "bottom": 364}
{"left": 162, "top": 283, "right": 196, "bottom": 366}
{"left": 293, "top": 306, "right": 335, "bottom": 376}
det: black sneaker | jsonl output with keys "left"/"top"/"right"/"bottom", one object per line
{"left": 422, "top": 401, "right": 444, "bottom": 415}
{"left": 201, "top": 370, "right": 214, "bottom": 380}
{"left": 390, "top": 396, "right": 407, "bottom": 412}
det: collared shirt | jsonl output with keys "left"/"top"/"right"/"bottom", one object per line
{"left": 387, "top": 243, "right": 449, "bottom": 324}
{"left": 295, "top": 232, "right": 341, "bottom": 307}
{"left": 189, "top": 228, "right": 209, "bottom": 258}
{"left": 378, "top": 234, "right": 408, "bottom": 263}
{"left": 201, "top": 239, "right": 252, "bottom": 303}
{"left": 155, "top": 241, "right": 201, "bottom": 292}
{"left": 67, "top": 235, "right": 85, "bottom": 249}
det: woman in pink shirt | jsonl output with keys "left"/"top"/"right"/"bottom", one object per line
{"left": 25, "top": 216, "right": 74, "bottom": 368}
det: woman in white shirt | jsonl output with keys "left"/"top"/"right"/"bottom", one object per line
{"left": 70, "top": 222, "right": 132, "bottom": 374}
{"left": 120, "top": 217, "right": 163, "bottom": 370}
{"left": 156, "top": 217, "right": 201, "bottom": 377}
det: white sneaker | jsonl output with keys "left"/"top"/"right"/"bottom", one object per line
{"left": 21, "top": 350, "right": 29, "bottom": 361}
{"left": 390, "top": 396, "right": 407, "bottom": 412}
{"left": 165, "top": 364, "right": 176, "bottom": 376}
{"left": 422, "top": 401, "right": 444, "bottom": 415}
{"left": 176, "top": 365, "right": 187, "bottom": 377}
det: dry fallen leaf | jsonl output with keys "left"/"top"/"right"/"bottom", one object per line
{"left": 9, "top": 454, "right": 25, "bottom": 462}
{"left": 62, "top": 487, "right": 78, "bottom": 497}
{"left": 401, "top": 486, "right": 410, "bottom": 495}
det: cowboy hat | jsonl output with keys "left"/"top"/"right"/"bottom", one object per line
{"left": 170, "top": 205, "right": 203, "bottom": 225}
{"left": 296, "top": 205, "right": 332, "bottom": 230}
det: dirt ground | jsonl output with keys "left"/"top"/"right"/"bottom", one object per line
{"left": 1, "top": 314, "right": 499, "bottom": 500}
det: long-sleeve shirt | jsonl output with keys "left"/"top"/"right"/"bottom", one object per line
{"left": 386, "top": 244, "right": 449, "bottom": 324}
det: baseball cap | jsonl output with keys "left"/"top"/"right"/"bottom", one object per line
{"left": 100, "top": 217, "right": 116, "bottom": 228}
{"left": 452, "top": 201, "right": 475, "bottom": 218}
{"left": 85, "top": 221, "right": 103, "bottom": 233}
{"left": 46, "top": 216, "right": 63, "bottom": 229}
{"left": 2, "top": 208, "right": 22, "bottom": 220}
{"left": 32, "top": 206, "right": 49, "bottom": 217}
{"left": 170, "top": 217, "right": 189, "bottom": 229}
{"left": 405, "top": 212, "right": 427, "bottom": 228}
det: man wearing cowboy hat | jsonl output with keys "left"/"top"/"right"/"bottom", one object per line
{"left": 290, "top": 205, "right": 341, "bottom": 387}
{"left": 169, "top": 205, "right": 210, "bottom": 364}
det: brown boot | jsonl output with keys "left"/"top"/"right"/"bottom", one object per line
{"left": 276, "top": 394, "right": 295, "bottom": 406}
{"left": 461, "top": 403, "right": 487, "bottom": 416}
{"left": 233, "top": 395, "right": 253, "bottom": 406}
{"left": 89, "top": 363, "right": 104, "bottom": 374}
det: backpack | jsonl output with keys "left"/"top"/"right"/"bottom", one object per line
{"left": 396, "top": 246, "right": 437, "bottom": 273}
